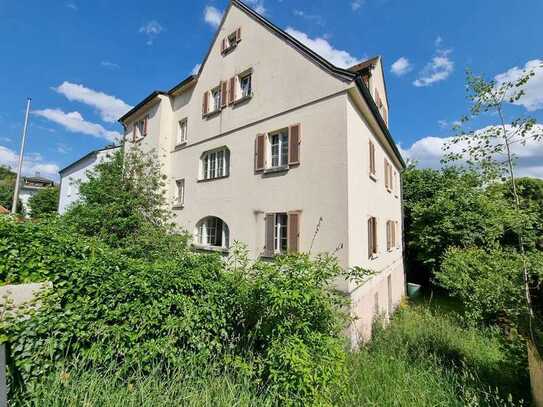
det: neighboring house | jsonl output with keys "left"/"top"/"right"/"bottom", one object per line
{"left": 58, "top": 146, "right": 120, "bottom": 214}
{"left": 119, "top": 0, "right": 405, "bottom": 344}
{"left": 19, "top": 175, "right": 56, "bottom": 215}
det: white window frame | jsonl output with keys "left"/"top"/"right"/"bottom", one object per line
{"left": 197, "top": 217, "right": 229, "bottom": 248}
{"left": 177, "top": 118, "right": 188, "bottom": 145}
{"left": 274, "top": 213, "right": 288, "bottom": 254}
{"left": 174, "top": 179, "right": 185, "bottom": 207}
{"left": 201, "top": 147, "right": 229, "bottom": 181}
{"left": 239, "top": 72, "right": 252, "bottom": 99}
{"left": 211, "top": 87, "right": 221, "bottom": 112}
{"left": 268, "top": 129, "right": 289, "bottom": 169}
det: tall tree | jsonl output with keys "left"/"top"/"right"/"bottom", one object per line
{"left": 444, "top": 66, "right": 543, "bottom": 337}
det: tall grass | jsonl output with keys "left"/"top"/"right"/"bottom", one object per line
{"left": 14, "top": 304, "right": 530, "bottom": 406}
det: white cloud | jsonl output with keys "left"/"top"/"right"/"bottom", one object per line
{"left": 285, "top": 27, "right": 361, "bottom": 68}
{"left": 139, "top": 20, "right": 164, "bottom": 45}
{"left": 390, "top": 57, "right": 412, "bottom": 76}
{"left": 204, "top": 6, "right": 223, "bottom": 28}
{"left": 54, "top": 82, "right": 132, "bottom": 123}
{"left": 56, "top": 143, "right": 71, "bottom": 155}
{"left": 351, "top": 0, "right": 364, "bottom": 10}
{"left": 494, "top": 59, "right": 543, "bottom": 112}
{"left": 438, "top": 119, "right": 461, "bottom": 129}
{"left": 191, "top": 64, "right": 201, "bottom": 76}
{"left": 0, "top": 145, "right": 59, "bottom": 179}
{"left": 33, "top": 109, "right": 121, "bottom": 142}
{"left": 413, "top": 37, "right": 454, "bottom": 87}
{"left": 245, "top": 0, "right": 266, "bottom": 15}
{"left": 293, "top": 10, "right": 324, "bottom": 25}
{"left": 65, "top": 2, "right": 77, "bottom": 10}
{"left": 401, "top": 124, "right": 543, "bottom": 178}
{"left": 100, "top": 61, "right": 120, "bottom": 70}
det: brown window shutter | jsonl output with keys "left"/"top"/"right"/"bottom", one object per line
{"left": 202, "top": 91, "right": 209, "bottom": 116}
{"left": 368, "top": 218, "right": 374, "bottom": 258}
{"left": 221, "top": 38, "right": 226, "bottom": 54}
{"left": 221, "top": 81, "right": 228, "bottom": 109}
{"left": 369, "top": 141, "right": 375, "bottom": 175}
{"left": 385, "top": 160, "right": 390, "bottom": 189}
{"left": 132, "top": 123, "right": 136, "bottom": 141}
{"left": 264, "top": 213, "right": 275, "bottom": 257}
{"left": 228, "top": 77, "right": 236, "bottom": 105}
{"left": 143, "top": 116, "right": 148, "bottom": 136}
{"left": 375, "top": 89, "right": 382, "bottom": 108}
{"left": 236, "top": 27, "right": 241, "bottom": 42}
{"left": 287, "top": 212, "right": 300, "bottom": 253}
{"left": 384, "top": 107, "right": 388, "bottom": 126}
{"left": 288, "top": 124, "right": 300, "bottom": 165}
{"left": 255, "top": 133, "right": 265, "bottom": 171}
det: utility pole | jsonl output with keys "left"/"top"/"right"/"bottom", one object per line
{"left": 11, "top": 98, "right": 31, "bottom": 215}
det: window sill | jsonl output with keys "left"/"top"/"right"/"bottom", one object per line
{"left": 221, "top": 43, "right": 238, "bottom": 56}
{"left": 174, "top": 142, "right": 187, "bottom": 151}
{"left": 369, "top": 173, "right": 377, "bottom": 182}
{"left": 233, "top": 93, "right": 253, "bottom": 106}
{"left": 192, "top": 244, "right": 229, "bottom": 254}
{"left": 263, "top": 165, "right": 289, "bottom": 175}
{"left": 172, "top": 204, "right": 184, "bottom": 210}
{"left": 369, "top": 254, "right": 379, "bottom": 260}
{"left": 203, "top": 109, "right": 221, "bottom": 119}
{"left": 197, "top": 175, "right": 229, "bottom": 183}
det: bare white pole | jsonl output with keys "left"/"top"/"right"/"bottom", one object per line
{"left": 11, "top": 98, "right": 32, "bottom": 215}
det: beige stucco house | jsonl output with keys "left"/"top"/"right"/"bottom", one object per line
{"left": 119, "top": 0, "right": 405, "bottom": 344}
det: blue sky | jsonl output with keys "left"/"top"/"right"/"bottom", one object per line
{"left": 1, "top": 0, "right": 542, "bottom": 179}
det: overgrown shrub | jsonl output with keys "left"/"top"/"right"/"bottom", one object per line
{"left": 1, "top": 217, "right": 349, "bottom": 405}
{"left": 27, "top": 186, "right": 59, "bottom": 218}
{"left": 436, "top": 247, "right": 543, "bottom": 326}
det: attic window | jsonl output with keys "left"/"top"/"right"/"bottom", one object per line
{"left": 221, "top": 28, "right": 241, "bottom": 55}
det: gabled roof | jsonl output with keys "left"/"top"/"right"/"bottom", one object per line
{"left": 117, "top": 0, "right": 405, "bottom": 168}
{"left": 59, "top": 145, "right": 120, "bottom": 175}
{"left": 23, "top": 175, "right": 55, "bottom": 184}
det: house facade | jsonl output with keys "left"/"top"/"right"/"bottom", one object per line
{"left": 119, "top": 0, "right": 405, "bottom": 343}
{"left": 58, "top": 146, "right": 120, "bottom": 214}
{"left": 19, "top": 175, "right": 56, "bottom": 215}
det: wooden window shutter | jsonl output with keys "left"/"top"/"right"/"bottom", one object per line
{"left": 375, "top": 89, "right": 382, "bottom": 108}
{"left": 287, "top": 212, "right": 300, "bottom": 253}
{"left": 369, "top": 141, "right": 375, "bottom": 175}
{"left": 368, "top": 218, "right": 374, "bottom": 258}
{"left": 228, "top": 77, "right": 236, "bottom": 105}
{"left": 202, "top": 91, "right": 209, "bottom": 116}
{"left": 384, "top": 107, "right": 388, "bottom": 126}
{"left": 221, "top": 81, "right": 228, "bottom": 109}
{"left": 235, "top": 27, "right": 241, "bottom": 42}
{"left": 384, "top": 160, "right": 388, "bottom": 189}
{"left": 221, "top": 38, "right": 226, "bottom": 54}
{"left": 132, "top": 123, "right": 136, "bottom": 141}
{"left": 288, "top": 124, "right": 300, "bottom": 165}
{"left": 264, "top": 213, "right": 275, "bottom": 257}
{"left": 143, "top": 116, "right": 148, "bottom": 136}
{"left": 255, "top": 134, "right": 265, "bottom": 171}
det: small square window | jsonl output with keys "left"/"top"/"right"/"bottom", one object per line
{"left": 177, "top": 119, "right": 188, "bottom": 145}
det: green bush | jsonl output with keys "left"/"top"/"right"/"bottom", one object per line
{"left": 436, "top": 247, "right": 543, "bottom": 325}
{"left": 27, "top": 187, "right": 59, "bottom": 218}
{"left": 1, "top": 217, "right": 349, "bottom": 405}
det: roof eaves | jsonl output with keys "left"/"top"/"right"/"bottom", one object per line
{"left": 118, "top": 90, "right": 166, "bottom": 123}
{"left": 354, "top": 76, "right": 405, "bottom": 169}
{"left": 58, "top": 145, "right": 120, "bottom": 175}
{"left": 232, "top": 0, "right": 356, "bottom": 82}
{"left": 167, "top": 74, "right": 197, "bottom": 95}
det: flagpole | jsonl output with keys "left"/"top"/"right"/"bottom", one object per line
{"left": 11, "top": 98, "right": 32, "bottom": 215}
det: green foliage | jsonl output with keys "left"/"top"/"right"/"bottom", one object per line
{"left": 63, "top": 147, "right": 187, "bottom": 259}
{"left": 0, "top": 165, "right": 21, "bottom": 212}
{"left": 18, "top": 304, "right": 529, "bottom": 406}
{"left": 437, "top": 247, "right": 543, "bottom": 326}
{"left": 27, "top": 186, "right": 59, "bottom": 217}
{"left": 336, "top": 305, "right": 529, "bottom": 406}
{"left": 1, "top": 218, "right": 349, "bottom": 405}
{"left": 402, "top": 166, "right": 517, "bottom": 283}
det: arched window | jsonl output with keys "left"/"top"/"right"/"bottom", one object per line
{"left": 195, "top": 216, "right": 230, "bottom": 248}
